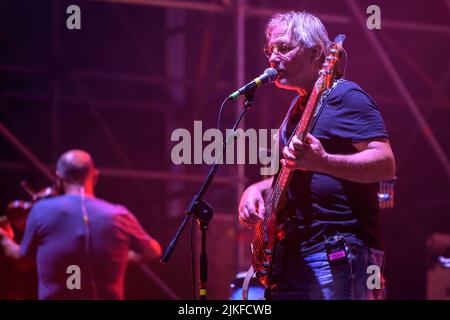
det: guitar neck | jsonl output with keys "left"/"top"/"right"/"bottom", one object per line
{"left": 270, "top": 80, "right": 324, "bottom": 212}
{"left": 294, "top": 81, "right": 324, "bottom": 143}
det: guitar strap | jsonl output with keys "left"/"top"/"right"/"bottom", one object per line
{"left": 287, "top": 78, "right": 345, "bottom": 145}
{"left": 243, "top": 79, "right": 346, "bottom": 299}
{"left": 274, "top": 79, "right": 347, "bottom": 281}
{"left": 280, "top": 79, "right": 346, "bottom": 236}
{"left": 242, "top": 265, "right": 254, "bottom": 300}
{"left": 310, "top": 78, "right": 345, "bottom": 133}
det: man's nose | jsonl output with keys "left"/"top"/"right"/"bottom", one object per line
{"left": 268, "top": 53, "right": 280, "bottom": 67}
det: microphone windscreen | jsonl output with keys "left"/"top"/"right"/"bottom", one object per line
{"left": 264, "top": 68, "right": 278, "bottom": 81}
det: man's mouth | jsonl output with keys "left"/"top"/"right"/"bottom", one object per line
{"left": 276, "top": 69, "right": 286, "bottom": 79}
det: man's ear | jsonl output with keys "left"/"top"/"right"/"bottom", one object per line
{"left": 93, "top": 169, "right": 100, "bottom": 186}
{"left": 310, "top": 45, "right": 322, "bottom": 62}
{"left": 54, "top": 176, "right": 65, "bottom": 194}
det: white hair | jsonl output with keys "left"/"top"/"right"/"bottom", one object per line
{"left": 265, "top": 11, "right": 331, "bottom": 60}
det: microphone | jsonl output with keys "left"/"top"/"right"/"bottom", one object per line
{"left": 227, "top": 68, "right": 278, "bottom": 101}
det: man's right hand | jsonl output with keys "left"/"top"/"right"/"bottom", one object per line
{"left": 238, "top": 184, "right": 265, "bottom": 229}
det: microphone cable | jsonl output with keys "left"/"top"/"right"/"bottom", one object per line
{"left": 217, "top": 96, "right": 231, "bottom": 133}
{"left": 80, "top": 187, "right": 98, "bottom": 299}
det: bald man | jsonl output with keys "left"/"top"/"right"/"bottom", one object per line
{"left": 0, "top": 150, "right": 161, "bottom": 299}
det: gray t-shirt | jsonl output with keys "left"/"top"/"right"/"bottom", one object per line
{"left": 20, "top": 194, "right": 153, "bottom": 299}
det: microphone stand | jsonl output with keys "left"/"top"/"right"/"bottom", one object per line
{"left": 160, "top": 88, "right": 256, "bottom": 300}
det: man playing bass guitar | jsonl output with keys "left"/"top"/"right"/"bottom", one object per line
{"left": 238, "top": 11, "right": 396, "bottom": 300}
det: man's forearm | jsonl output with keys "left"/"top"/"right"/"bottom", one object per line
{"left": 321, "top": 149, "right": 396, "bottom": 183}
{"left": 0, "top": 235, "right": 35, "bottom": 271}
{"left": 252, "top": 177, "right": 274, "bottom": 193}
{"left": 0, "top": 237, "right": 21, "bottom": 261}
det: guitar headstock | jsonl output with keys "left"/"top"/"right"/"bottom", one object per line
{"left": 318, "top": 34, "right": 346, "bottom": 89}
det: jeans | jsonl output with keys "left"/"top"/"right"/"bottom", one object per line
{"left": 267, "top": 240, "right": 386, "bottom": 300}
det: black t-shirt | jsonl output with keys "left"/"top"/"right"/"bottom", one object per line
{"left": 278, "top": 79, "right": 389, "bottom": 252}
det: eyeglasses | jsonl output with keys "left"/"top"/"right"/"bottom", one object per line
{"left": 263, "top": 43, "right": 296, "bottom": 58}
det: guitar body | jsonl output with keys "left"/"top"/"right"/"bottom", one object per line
{"left": 250, "top": 203, "right": 277, "bottom": 286}
{"left": 250, "top": 167, "right": 292, "bottom": 285}
{"left": 250, "top": 35, "right": 346, "bottom": 287}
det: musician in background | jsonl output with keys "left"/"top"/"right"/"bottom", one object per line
{"left": 0, "top": 149, "right": 161, "bottom": 299}
{"left": 238, "top": 11, "right": 396, "bottom": 300}
{"left": 0, "top": 212, "right": 37, "bottom": 299}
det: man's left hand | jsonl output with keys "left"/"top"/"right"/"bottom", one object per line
{"left": 0, "top": 220, "right": 14, "bottom": 241}
{"left": 281, "top": 133, "right": 328, "bottom": 172}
